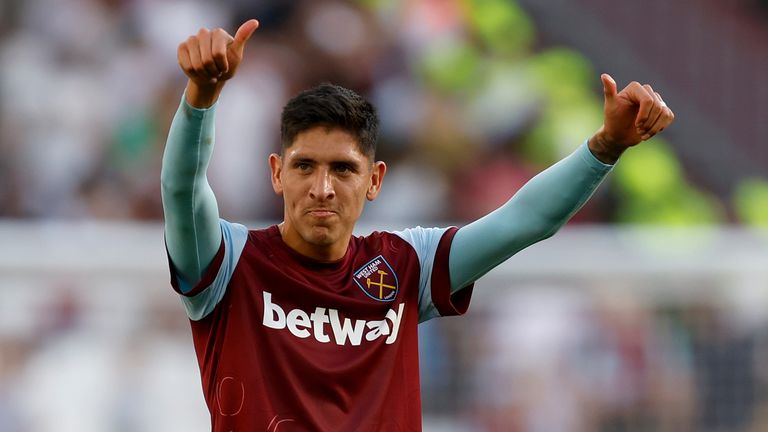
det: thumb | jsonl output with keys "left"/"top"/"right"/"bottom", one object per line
{"left": 601, "top": 73, "right": 617, "bottom": 103}
{"left": 232, "top": 19, "right": 259, "bottom": 50}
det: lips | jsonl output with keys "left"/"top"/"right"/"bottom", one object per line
{"left": 306, "top": 209, "right": 336, "bottom": 218}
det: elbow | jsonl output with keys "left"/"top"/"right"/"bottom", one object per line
{"left": 492, "top": 218, "right": 558, "bottom": 252}
{"left": 526, "top": 216, "right": 566, "bottom": 243}
{"left": 539, "top": 215, "right": 569, "bottom": 239}
{"left": 160, "top": 171, "right": 193, "bottom": 200}
{"left": 159, "top": 163, "right": 174, "bottom": 193}
{"left": 539, "top": 226, "right": 559, "bottom": 241}
{"left": 160, "top": 173, "right": 179, "bottom": 195}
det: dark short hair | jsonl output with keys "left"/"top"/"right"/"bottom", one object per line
{"left": 280, "top": 83, "right": 379, "bottom": 159}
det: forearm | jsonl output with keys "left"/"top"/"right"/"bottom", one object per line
{"left": 448, "top": 141, "right": 613, "bottom": 291}
{"left": 161, "top": 93, "right": 222, "bottom": 288}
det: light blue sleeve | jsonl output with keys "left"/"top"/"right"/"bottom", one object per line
{"left": 160, "top": 93, "right": 223, "bottom": 290}
{"left": 393, "top": 227, "right": 450, "bottom": 323}
{"left": 449, "top": 140, "right": 614, "bottom": 291}
{"left": 179, "top": 219, "right": 249, "bottom": 321}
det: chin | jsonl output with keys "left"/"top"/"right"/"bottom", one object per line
{"left": 305, "top": 226, "right": 338, "bottom": 246}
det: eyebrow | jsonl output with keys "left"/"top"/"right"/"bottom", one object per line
{"left": 292, "top": 157, "right": 315, "bottom": 165}
{"left": 291, "top": 156, "right": 366, "bottom": 169}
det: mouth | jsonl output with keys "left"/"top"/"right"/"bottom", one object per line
{"left": 306, "top": 209, "right": 337, "bottom": 218}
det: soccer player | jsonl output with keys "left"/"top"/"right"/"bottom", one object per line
{"left": 161, "top": 20, "right": 674, "bottom": 431}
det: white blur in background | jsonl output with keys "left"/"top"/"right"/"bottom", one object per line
{"left": 2, "top": 0, "right": 768, "bottom": 431}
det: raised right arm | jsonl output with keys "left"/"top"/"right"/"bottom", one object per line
{"left": 161, "top": 94, "right": 222, "bottom": 291}
{"left": 161, "top": 20, "right": 259, "bottom": 291}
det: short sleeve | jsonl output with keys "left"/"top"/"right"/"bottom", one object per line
{"left": 393, "top": 226, "right": 474, "bottom": 323}
{"left": 166, "top": 219, "right": 249, "bottom": 320}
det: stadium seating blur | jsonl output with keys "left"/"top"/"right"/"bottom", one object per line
{"left": 0, "top": 0, "right": 766, "bottom": 431}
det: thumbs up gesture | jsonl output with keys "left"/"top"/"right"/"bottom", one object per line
{"left": 589, "top": 73, "right": 675, "bottom": 164}
{"left": 177, "top": 19, "right": 259, "bottom": 108}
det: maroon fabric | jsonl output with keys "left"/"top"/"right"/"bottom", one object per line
{"left": 430, "top": 227, "right": 473, "bottom": 317}
{"left": 167, "top": 238, "right": 225, "bottom": 297}
{"left": 172, "top": 225, "right": 472, "bottom": 431}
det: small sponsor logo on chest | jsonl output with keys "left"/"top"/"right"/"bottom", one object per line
{"left": 353, "top": 255, "right": 399, "bottom": 302}
{"left": 261, "top": 292, "right": 404, "bottom": 346}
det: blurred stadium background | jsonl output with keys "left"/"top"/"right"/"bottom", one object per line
{"left": 0, "top": 0, "right": 767, "bottom": 431}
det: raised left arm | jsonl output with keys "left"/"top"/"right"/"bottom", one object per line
{"left": 448, "top": 74, "right": 675, "bottom": 291}
{"left": 448, "top": 141, "right": 611, "bottom": 291}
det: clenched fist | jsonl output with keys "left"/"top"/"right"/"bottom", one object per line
{"left": 178, "top": 19, "right": 259, "bottom": 108}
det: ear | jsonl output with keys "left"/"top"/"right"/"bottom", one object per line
{"left": 269, "top": 153, "right": 284, "bottom": 195}
{"left": 366, "top": 161, "right": 387, "bottom": 201}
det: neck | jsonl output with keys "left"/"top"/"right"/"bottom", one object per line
{"left": 278, "top": 223, "right": 350, "bottom": 262}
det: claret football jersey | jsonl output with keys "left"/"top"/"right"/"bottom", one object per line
{"left": 166, "top": 220, "right": 474, "bottom": 431}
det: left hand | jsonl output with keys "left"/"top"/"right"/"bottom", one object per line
{"left": 589, "top": 73, "right": 675, "bottom": 163}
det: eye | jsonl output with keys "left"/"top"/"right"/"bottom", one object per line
{"left": 295, "top": 162, "right": 312, "bottom": 172}
{"left": 333, "top": 163, "right": 357, "bottom": 175}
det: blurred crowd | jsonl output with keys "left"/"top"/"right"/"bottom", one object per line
{"left": 3, "top": 0, "right": 757, "bottom": 226}
{"left": 421, "top": 284, "right": 768, "bottom": 432}
{"left": 0, "top": 0, "right": 545, "bottom": 223}
{"left": 1, "top": 0, "right": 768, "bottom": 431}
{"left": 1, "top": 270, "right": 767, "bottom": 432}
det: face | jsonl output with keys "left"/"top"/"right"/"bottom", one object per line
{"left": 269, "top": 127, "right": 386, "bottom": 261}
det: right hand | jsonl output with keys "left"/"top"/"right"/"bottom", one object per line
{"left": 177, "top": 19, "right": 259, "bottom": 107}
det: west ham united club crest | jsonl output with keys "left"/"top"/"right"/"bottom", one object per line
{"left": 353, "top": 255, "right": 399, "bottom": 302}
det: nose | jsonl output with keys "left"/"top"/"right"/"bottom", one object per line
{"left": 308, "top": 169, "right": 335, "bottom": 201}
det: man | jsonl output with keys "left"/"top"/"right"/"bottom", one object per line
{"left": 161, "top": 19, "right": 674, "bottom": 431}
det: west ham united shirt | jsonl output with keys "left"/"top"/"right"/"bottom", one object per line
{"left": 167, "top": 220, "right": 474, "bottom": 431}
